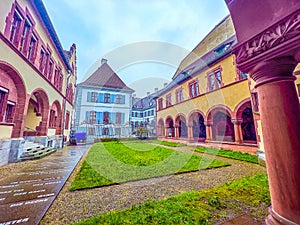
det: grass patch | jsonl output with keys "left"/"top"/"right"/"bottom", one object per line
{"left": 149, "top": 139, "right": 187, "bottom": 147}
{"left": 70, "top": 141, "right": 229, "bottom": 190}
{"left": 194, "top": 147, "right": 258, "bottom": 164}
{"left": 72, "top": 174, "right": 270, "bottom": 225}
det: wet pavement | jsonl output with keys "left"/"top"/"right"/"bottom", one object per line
{"left": 0, "top": 145, "right": 88, "bottom": 225}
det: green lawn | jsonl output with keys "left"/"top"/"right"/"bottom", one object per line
{"left": 149, "top": 140, "right": 187, "bottom": 147}
{"left": 72, "top": 174, "right": 270, "bottom": 225}
{"left": 70, "top": 141, "right": 229, "bottom": 190}
{"left": 194, "top": 147, "right": 259, "bottom": 164}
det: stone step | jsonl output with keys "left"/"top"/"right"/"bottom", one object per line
{"left": 20, "top": 148, "right": 56, "bottom": 161}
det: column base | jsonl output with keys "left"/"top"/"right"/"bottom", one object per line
{"left": 266, "top": 207, "right": 298, "bottom": 225}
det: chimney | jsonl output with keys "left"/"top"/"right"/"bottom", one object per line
{"left": 147, "top": 92, "right": 150, "bottom": 96}
{"left": 163, "top": 83, "right": 168, "bottom": 87}
{"left": 101, "top": 58, "right": 108, "bottom": 64}
{"left": 154, "top": 88, "right": 158, "bottom": 92}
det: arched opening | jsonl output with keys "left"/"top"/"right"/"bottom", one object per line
{"left": 189, "top": 112, "right": 206, "bottom": 141}
{"left": 241, "top": 107, "right": 257, "bottom": 142}
{"left": 212, "top": 111, "right": 235, "bottom": 142}
{"left": 24, "top": 89, "right": 49, "bottom": 136}
{"left": 175, "top": 115, "right": 187, "bottom": 138}
{"left": 157, "top": 118, "right": 164, "bottom": 137}
{"left": 235, "top": 100, "right": 257, "bottom": 143}
{"left": 49, "top": 100, "right": 62, "bottom": 135}
{"left": 0, "top": 62, "right": 26, "bottom": 138}
{"left": 165, "top": 117, "right": 174, "bottom": 138}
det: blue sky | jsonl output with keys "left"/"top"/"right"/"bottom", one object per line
{"left": 43, "top": 0, "right": 229, "bottom": 97}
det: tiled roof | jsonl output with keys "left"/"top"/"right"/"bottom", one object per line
{"left": 78, "top": 62, "right": 134, "bottom": 92}
{"left": 153, "top": 35, "right": 237, "bottom": 98}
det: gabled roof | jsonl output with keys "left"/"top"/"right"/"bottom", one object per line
{"left": 78, "top": 62, "right": 134, "bottom": 92}
{"left": 132, "top": 94, "right": 156, "bottom": 110}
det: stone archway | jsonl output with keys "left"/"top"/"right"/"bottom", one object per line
{"left": 157, "top": 118, "right": 165, "bottom": 137}
{"left": 175, "top": 114, "right": 187, "bottom": 138}
{"left": 165, "top": 116, "right": 174, "bottom": 138}
{"left": 188, "top": 111, "right": 206, "bottom": 141}
{"left": 0, "top": 62, "right": 27, "bottom": 138}
{"left": 49, "top": 100, "right": 62, "bottom": 135}
{"left": 24, "top": 89, "right": 49, "bottom": 136}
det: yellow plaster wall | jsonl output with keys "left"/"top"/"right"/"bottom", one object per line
{"left": 175, "top": 16, "right": 235, "bottom": 76}
{"left": 158, "top": 54, "right": 250, "bottom": 121}
{"left": 24, "top": 104, "right": 41, "bottom": 130}
{"left": 0, "top": 125, "right": 13, "bottom": 139}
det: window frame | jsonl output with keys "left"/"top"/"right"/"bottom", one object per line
{"left": 206, "top": 66, "right": 223, "bottom": 92}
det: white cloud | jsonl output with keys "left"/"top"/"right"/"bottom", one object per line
{"left": 43, "top": 0, "right": 229, "bottom": 96}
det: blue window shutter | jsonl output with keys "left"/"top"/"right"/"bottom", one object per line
{"left": 99, "top": 112, "right": 104, "bottom": 123}
{"left": 122, "top": 95, "right": 125, "bottom": 104}
{"left": 99, "top": 93, "right": 104, "bottom": 103}
{"left": 87, "top": 92, "right": 91, "bottom": 102}
{"left": 111, "top": 94, "right": 116, "bottom": 103}
{"left": 121, "top": 113, "right": 125, "bottom": 124}
{"left": 97, "top": 93, "right": 101, "bottom": 103}
{"left": 111, "top": 112, "right": 116, "bottom": 123}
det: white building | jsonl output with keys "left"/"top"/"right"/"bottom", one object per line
{"left": 74, "top": 59, "right": 134, "bottom": 140}
{"left": 131, "top": 93, "right": 156, "bottom": 137}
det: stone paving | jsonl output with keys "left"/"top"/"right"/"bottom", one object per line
{"left": 0, "top": 145, "right": 88, "bottom": 225}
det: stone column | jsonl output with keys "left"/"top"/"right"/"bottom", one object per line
{"left": 204, "top": 121, "right": 212, "bottom": 141}
{"left": 250, "top": 57, "right": 300, "bottom": 225}
{"left": 174, "top": 126, "right": 179, "bottom": 139}
{"left": 232, "top": 119, "right": 243, "bottom": 143}
{"left": 165, "top": 127, "right": 168, "bottom": 138}
{"left": 187, "top": 126, "right": 193, "bottom": 142}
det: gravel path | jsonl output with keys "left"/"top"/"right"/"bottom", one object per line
{"left": 38, "top": 145, "right": 266, "bottom": 225}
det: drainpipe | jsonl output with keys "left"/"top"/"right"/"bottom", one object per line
{"left": 61, "top": 70, "right": 72, "bottom": 148}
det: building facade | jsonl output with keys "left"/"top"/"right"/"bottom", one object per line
{"left": 0, "top": 0, "right": 76, "bottom": 166}
{"left": 155, "top": 15, "right": 300, "bottom": 154}
{"left": 131, "top": 93, "right": 156, "bottom": 137}
{"left": 74, "top": 59, "right": 134, "bottom": 140}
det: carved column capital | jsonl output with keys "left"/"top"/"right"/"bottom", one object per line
{"left": 204, "top": 121, "right": 212, "bottom": 126}
{"left": 231, "top": 119, "right": 243, "bottom": 125}
{"left": 249, "top": 56, "right": 297, "bottom": 88}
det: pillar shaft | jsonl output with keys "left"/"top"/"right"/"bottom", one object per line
{"left": 232, "top": 119, "right": 243, "bottom": 143}
{"left": 250, "top": 57, "right": 300, "bottom": 224}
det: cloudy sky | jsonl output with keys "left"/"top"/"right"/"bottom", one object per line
{"left": 43, "top": 0, "right": 229, "bottom": 97}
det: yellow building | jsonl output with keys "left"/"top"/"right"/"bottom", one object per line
{"left": 156, "top": 15, "right": 300, "bottom": 156}
{"left": 0, "top": 0, "right": 76, "bottom": 166}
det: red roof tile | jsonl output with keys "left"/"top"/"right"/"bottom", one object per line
{"left": 79, "top": 63, "right": 134, "bottom": 92}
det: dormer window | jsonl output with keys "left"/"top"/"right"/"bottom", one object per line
{"left": 214, "top": 42, "right": 233, "bottom": 56}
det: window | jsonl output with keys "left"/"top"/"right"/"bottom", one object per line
{"left": 189, "top": 80, "right": 200, "bottom": 98}
{"left": 116, "top": 94, "right": 121, "bottom": 104}
{"left": 0, "top": 88, "right": 8, "bottom": 122}
{"left": 115, "top": 128, "right": 121, "bottom": 136}
{"left": 102, "top": 127, "right": 109, "bottom": 136}
{"left": 49, "top": 109, "right": 56, "bottom": 128}
{"left": 116, "top": 112, "right": 121, "bottom": 124}
{"left": 148, "top": 111, "right": 150, "bottom": 116}
{"left": 48, "top": 60, "right": 54, "bottom": 81}
{"left": 9, "top": 9, "right": 23, "bottom": 45}
{"left": 91, "top": 92, "right": 97, "bottom": 102}
{"left": 144, "top": 112, "right": 147, "bottom": 117}
{"left": 158, "top": 98, "right": 163, "bottom": 110}
{"left": 39, "top": 47, "right": 46, "bottom": 72}
{"left": 151, "top": 110, "right": 154, "bottom": 116}
{"left": 207, "top": 67, "right": 223, "bottom": 91}
{"left": 166, "top": 94, "right": 172, "bottom": 107}
{"left": 135, "top": 112, "right": 138, "bottom": 117}
{"left": 88, "top": 127, "right": 95, "bottom": 135}
{"left": 19, "top": 18, "right": 32, "bottom": 53}
{"left": 175, "top": 88, "right": 184, "bottom": 103}
{"left": 131, "top": 112, "right": 134, "bottom": 117}
{"left": 4, "top": 101, "right": 15, "bottom": 123}
{"left": 27, "top": 34, "right": 37, "bottom": 62}
{"left": 90, "top": 111, "right": 96, "bottom": 124}
{"left": 104, "top": 93, "right": 110, "bottom": 103}
{"left": 251, "top": 92, "right": 259, "bottom": 112}
{"left": 237, "top": 69, "right": 248, "bottom": 80}
{"left": 104, "top": 112, "right": 110, "bottom": 124}
{"left": 140, "top": 112, "right": 143, "bottom": 118}
{"left": 65, "top": 111, "right": 70, "bottom": 129}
